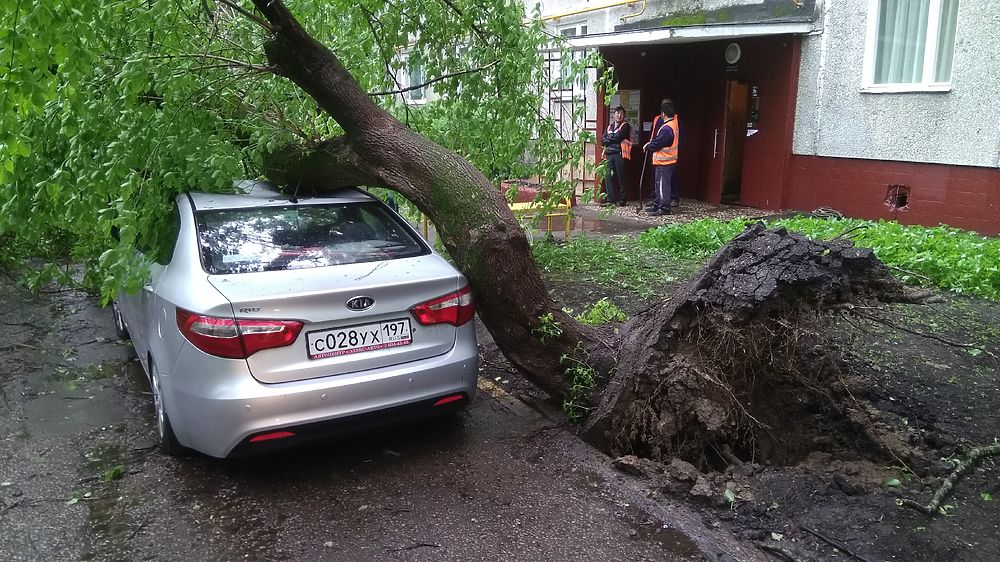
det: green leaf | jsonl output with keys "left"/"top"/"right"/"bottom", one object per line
{"left": 102, "top": 464, "right": 124, "bottom": 482}
{"left": 885, "top": 478, "right": 902, "bottom": 488}
{"left": 723, "top": 488, "right": 738, "bottom": 504}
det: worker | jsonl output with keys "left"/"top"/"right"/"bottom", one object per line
{"left": 643, "top": 99, "right": 680, "bottom": 216}
{"left": 600, "top": 106, "right": 632, "bottom": 206}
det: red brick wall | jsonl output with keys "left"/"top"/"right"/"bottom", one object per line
{"left": 784, "top": 156, "right": 1000, "bottom": 235}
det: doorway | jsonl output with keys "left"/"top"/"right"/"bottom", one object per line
{"left": 721, "top": 80, "right": 750, "bottom": 203}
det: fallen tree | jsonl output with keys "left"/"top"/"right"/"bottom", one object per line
{"left": 2, "top": 0, "right": 922, "bottom": 470}
{"left": 248, "top": 1, "right": 922, "bottom": 468}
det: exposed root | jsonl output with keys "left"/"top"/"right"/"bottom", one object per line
{"left": 900, "top": 443, "right": 1000, "bottom": 515}
{"left": 801, "top": 526, "right": 873, "bottom": 562}
{"left": 755, "top": 542, "right": 806, "bottom": 562}
{"left": 848, "top": 308, "right": 983, "bottom": 350}
{"left": 585, "top": 224, "right": 914, "bottom": 468}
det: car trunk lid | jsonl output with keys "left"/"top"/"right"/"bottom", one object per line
{"left": 208, "top": 255, "right": 463, "bottom": 384}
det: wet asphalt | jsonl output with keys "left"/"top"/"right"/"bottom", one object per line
{"left": 0, "top": 281, "right": 760, "bottom": 562}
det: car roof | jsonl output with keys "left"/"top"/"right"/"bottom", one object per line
{"left": 186, "top": 181, "right": 377, "bottom": 211}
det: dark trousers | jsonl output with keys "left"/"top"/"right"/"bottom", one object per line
{"left": 653, "top": 164, "right": 676, "bottom": 210}
{"left": 604, "top": 153, "right": 626, "bottom": 203}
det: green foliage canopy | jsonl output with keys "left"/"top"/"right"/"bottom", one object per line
{"left": 0, "top": 0, "right": 605, "bottom": 302}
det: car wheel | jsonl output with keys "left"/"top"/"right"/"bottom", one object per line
{"left": 112, "top": 301, "right": 130, "bottom": 340}
{"left": 149, "top": 360, "right": 188, "bottom": 456}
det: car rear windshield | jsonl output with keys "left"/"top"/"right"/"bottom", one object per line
{"left": 195, "top": 202, "right": 429, "bottom": 274}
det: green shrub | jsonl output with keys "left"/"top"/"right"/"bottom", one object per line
{"left": 575, "top": 298, "right": 627, "bottom": 325}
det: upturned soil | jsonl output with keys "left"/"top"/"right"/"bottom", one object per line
{"left": 482, "top": 243, "right": 999, "bottom": 561}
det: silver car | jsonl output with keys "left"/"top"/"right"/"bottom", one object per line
{"left": 113, "top": 182, "right": 478, "bottom": 458}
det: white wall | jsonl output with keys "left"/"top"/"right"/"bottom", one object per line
{"left": 793, "top": 0, "right": 1000, "bottom": 168}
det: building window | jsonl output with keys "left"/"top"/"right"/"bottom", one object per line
{"left": 863, "top": 0, "right": 959, "bottom": 92}
{"left": 407, "top": 63, "right": 425, "bottom": 101}
{"left": 558, "top": 24, "right": 588, "bottom": 94}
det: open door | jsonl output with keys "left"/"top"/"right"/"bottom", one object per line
{"left": 721, "top": 80, "right": 750, "bottom": 203}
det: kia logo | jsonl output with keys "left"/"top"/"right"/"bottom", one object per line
{"left": 346, "top": 296, "right": 375, "bottom": 311}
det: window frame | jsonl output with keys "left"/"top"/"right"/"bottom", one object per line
{"left": 860, "top": 0, "right": 957, "bottom": 93}
{"left": 555, "top": 23, "right": 589, "bottom": 100}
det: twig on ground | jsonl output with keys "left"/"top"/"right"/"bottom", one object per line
{"left": 126, "top": 516, "right": 151, "bottom": 540}
{"left": 387, "top": 542, "right": 441, "bottom": 552}
{"left": 801, "top": 526, "right": 872, "bottom": 562}
{"left": 1, "top": 500, "right": 22, "bottom": 516}
{"left": 524, "top": 422, "right": 568, "bottom": 440}
{"left": 900, "top": 443, "right": 1000, "bottom": 515}
{"left": 850, "top": 309, "right": 991, "bottom": 354}
{"left": 887, "top": 265, "right": 934, "bottom": 283}
{"left": 755, "top": 541, "right": 805, "bottom": 562}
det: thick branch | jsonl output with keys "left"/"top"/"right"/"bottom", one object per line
{"left": 218, "top": 0, "right": 273, "bottom": 32}
{"left": 249, "top": 0, "right": 395, "bottom": 136}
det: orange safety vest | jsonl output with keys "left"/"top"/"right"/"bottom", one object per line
{"left": 651, "top": 115, "right": 679, "bottom": 166}
{"left": 607, "top": 121, "right": 632, "bottom": 160}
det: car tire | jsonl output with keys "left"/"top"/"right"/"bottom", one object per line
{"left": 112, "top": 301, "right": 130, "bottom": 340}
{"left": 149, "top": 360, "right": 188, "bottom": 457}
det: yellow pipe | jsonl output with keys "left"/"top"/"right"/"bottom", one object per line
{"left": 619, "top": 0, "right": 648, "bottom": 22}
{"left": 537, "top": 0, "right": 639, "bottom": 22}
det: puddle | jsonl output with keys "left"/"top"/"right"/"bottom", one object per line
{"left": 20, "top": 361, "right": 134, "bottom": 438}
{"left": 48, "top": 362, "right": 120, "bottom": 387}
{"left": 629, "top": 518, "right": 706, "bottom": 560}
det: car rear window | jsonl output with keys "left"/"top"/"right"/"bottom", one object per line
{"left": 195, "top": 202, "right": 429, "bottom": 274}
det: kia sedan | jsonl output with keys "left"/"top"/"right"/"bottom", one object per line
{"left": 113, "top": 182, "right": 478, "bottom": 458}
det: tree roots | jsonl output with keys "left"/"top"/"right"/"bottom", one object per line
{"left": 585, "top": 224, "right": 914, "bottom": 468}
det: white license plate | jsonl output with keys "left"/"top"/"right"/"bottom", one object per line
{"left": 306, "top": 318, "right": 412, "bottom": 359}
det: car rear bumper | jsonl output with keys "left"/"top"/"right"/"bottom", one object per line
{"left": 160, "top": 326, "right": 478, "bottom": 458}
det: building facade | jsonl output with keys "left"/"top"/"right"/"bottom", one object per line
{"left": 537, "top": 0, "right": 999, "bottom": 234}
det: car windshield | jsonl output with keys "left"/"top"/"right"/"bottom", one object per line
{"left": 196, "top": 202, "right": 428, "bottom": 274}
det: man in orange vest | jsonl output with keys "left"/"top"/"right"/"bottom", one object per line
{"left": 600, "top": 105, "right": 632, "bottom": 206}
{"left": 642, "top": 99, "right": 679, "bottom": 216}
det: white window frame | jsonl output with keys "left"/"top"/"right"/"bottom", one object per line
{"left": 404, "top": 61, "right": 427, "bottom": 105}
{"left": 556, "top": 23, "right": 589, "bottom": 100}
{"left": 861, "top": 0, "right": 957, "bottom": 93}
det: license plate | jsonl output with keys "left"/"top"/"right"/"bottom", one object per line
{"left": 306, "top": 318, "right": 412, "bottom": 359}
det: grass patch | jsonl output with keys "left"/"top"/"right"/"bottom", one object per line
{"left": 532, "top": 235, "right": 697, "bottom": 298}
{"left": 639, "top": 218, "right": 1000, "bottom": 300}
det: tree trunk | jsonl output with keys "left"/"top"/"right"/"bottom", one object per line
{"left": 250, "top": 1, "right": 604, "bottom": 398}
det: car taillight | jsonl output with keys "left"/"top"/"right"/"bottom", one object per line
{"left": 176, "top": 309, "right": 303, "bottom": 359}
{"left": 410, "top": 286, "right": 475, "bottom": 326}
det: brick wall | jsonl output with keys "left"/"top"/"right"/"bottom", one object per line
{"left": 784, "top": 156, "right": 1000, "bottom": 235}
